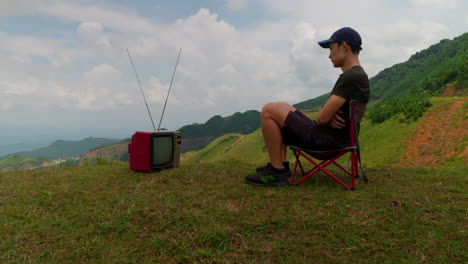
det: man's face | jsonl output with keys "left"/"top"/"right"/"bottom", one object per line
{"left": 328, "top": 42, "right": 345, "bottom": 68}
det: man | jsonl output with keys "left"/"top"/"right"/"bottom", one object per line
{"left": 245, "top": 27, "right": 370, "bottom": 187}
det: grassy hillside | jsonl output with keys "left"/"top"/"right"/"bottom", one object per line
{"left": 0, "top": 154, "right": 49, "bottom": 171}
{"left": 0, "top": 160, "right": 465, "bottom": 263}
{"left": 179, "top": 110, "right": 261, "bottom": 153}
{"left": 183, "top": 97, "right": 467, "bottom": 169}
{"left": 182, "top": 131, "right": 268, "bottom": 166}
{"left": 293, "top": 93, "right": 329, "bottom": 111}
{"left": 16, "top": 137, "right": 122, "bottom": 160}
{"left": 400, "top": 97, "right": 468, "bottom": 168}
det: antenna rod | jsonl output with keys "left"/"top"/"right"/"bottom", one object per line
{"left": 158, "top": 48, "right": 182, "bottom": 131}
{"left": 127, "top": 48, "right": 157, "bottom": 131}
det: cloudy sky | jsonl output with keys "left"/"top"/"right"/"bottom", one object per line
{"left": 1, "top": 0, "right": 466, "bottom": 146}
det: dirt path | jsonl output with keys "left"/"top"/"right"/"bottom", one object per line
{"left": 230, "top": 135, "right": 245, "bottom": 148}
{"left": 400, "top": 98, "right": 467, "bottom": 168}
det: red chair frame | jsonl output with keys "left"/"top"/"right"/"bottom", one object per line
{"left": 288, "top": 101, "right": 367, "bottom": 190}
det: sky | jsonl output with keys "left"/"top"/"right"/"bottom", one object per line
{"left": 0, "top": 0, "right": 467, "bottom": 146}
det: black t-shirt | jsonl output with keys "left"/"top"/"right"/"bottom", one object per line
{"left": 320, "top": 65, "right": 370, "bottom": 147}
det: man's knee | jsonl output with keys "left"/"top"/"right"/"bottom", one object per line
{"left": 261, "top": 102, "right": 282, "bottom": 119}
{"left": 261, "top": 101, "right": 296, "bottom": 124}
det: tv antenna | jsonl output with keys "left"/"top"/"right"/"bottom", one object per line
{"left": 158, "top": 48, "right": 182, "bottom": 131}
{"left": 127, "top": 48, "right": 182, "bottom": 131}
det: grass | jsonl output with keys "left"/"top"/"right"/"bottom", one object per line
{"left": 359, "top": 114, "right": 418, "bottom": 168}
{"left": 0, "top": 160, "right": 466, "bottom": 263}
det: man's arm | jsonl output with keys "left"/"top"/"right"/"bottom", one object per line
{"left": 317, "top": 95, "right": 346, "bottom": 128}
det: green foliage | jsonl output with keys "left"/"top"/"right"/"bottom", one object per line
{"left": 179, "top": 110, "right": 261, "bottom": 153}
{"left": 293, "top": 93, "right": 329, "bottom": 110}
{"left": 182, "top": 131, "right": 269, "bottom": 165}
{"left": 57, "top": 159, "right": 81, "bottom": 167}
{"left": 370, "top": 33, "right": 467, "bottom": 100}
{"left": 366, "top": 96, "right": 432, "bottom": 124}
{"left": 179, "top": 110, "right": 260, "bottom": 138}
{"left": 359, "top": 116, "right": 418, "bottom": 168}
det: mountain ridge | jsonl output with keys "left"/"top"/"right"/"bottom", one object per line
{"left": 13, "top": 137, "right": 122, "bottom": 160}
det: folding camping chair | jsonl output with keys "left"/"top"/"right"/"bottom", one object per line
{"left": 288, "top": 100, "right": 368, "bottom": 190}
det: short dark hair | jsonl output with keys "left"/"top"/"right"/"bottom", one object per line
{"left": 337, "top": 41, "right": 361, "bottom": 55}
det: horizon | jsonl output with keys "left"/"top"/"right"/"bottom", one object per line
{"left": 1, "top": 0, "right": 467, "bottom": 147}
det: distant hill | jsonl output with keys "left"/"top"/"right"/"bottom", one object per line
{"left": 82, "top": 140, "right": 130, "bottom": 162}
{"left": 0, "top": 142, "right": 48, "bottom": 158}
{"left": 15, "top": 137, "right": 122, "bottom": 160}
{"left": 0, "top": 155, "right": 50, "bottom": 172}
{"left": 293, "top": 93, "right": 329, "bottom": 111}
{"left": 178, "top": 110, "right": 260, "bottom": 152}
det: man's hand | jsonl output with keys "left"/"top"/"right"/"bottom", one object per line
{"left": 317, "top": 95, "right": 346, "bottom": 126}
{"left": 329, "top": 110, "right": 346, "bottom": 129}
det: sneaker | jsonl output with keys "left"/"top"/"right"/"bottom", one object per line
{"left": 245, "top": 163, "right": 290, "bottom": 187}
{"left": 256, "top": 161, "right": 291, "bottom": 177}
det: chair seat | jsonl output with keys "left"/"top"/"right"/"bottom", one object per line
{"left": 289, "top": 145, "right": 357, "bottom": 160}
{"left": 287, "top": 100, "right": 367, "bottom": 190}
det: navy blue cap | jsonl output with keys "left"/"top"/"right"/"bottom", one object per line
{"left": 318, "top": 27, "right": 362, "bottom": 49}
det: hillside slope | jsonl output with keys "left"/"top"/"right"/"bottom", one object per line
{"left": 0, "top": 155, "right": 51, "bottom": 172}
{"left": 178, "top": 110, "right": 261, "bottom": 153}
{"left": 15, "top": 137, "right": 122, "bottom": 160}
{"left": 370, "top": 33, "right": 467, "bottom": 100}
{"left": 400, "top": 97, "right": 467, "bottom": 168}
{"left": 82, "top": 142, "right": 129, "bottom": 162}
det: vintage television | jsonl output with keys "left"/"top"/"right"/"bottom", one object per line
{"left": 128, "top": 131, "right": 181, "bottom": 172}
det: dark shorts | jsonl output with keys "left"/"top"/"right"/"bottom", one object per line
{"left": 281, "top": 110, "right": 341, "bottom": 150}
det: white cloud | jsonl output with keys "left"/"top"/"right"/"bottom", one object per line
{"left": 361, "top": 19, "right": 450, "bottom": 77}
{"left": 40, "top": 2, "right": 157, "bottom": 34}
{"left": 3, "top": 79, "right": 38, "bottom": 96}
{"left": 77, "top": 64, "right": 132, "bottom": 110}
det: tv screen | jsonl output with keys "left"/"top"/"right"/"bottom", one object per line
{"left": 128, "top": 130, "right": 181, "bottom": 172}
{"left": 152, "top": 135, "right": 173, "bottom": 166}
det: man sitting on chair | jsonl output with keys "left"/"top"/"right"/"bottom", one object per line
{"left": 245, "top": 27, "right": 370, "bottom": 187}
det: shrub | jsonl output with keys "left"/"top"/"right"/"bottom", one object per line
{"left": 367, "top": 96, "right": 432, "bottom": 124}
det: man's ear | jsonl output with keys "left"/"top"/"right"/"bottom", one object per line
{"left": 342, "top": 41, "right": 350, "bottom": 52}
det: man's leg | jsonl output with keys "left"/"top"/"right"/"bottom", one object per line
{"left": 260, "top": 102, "right": 296, "bottom": 168}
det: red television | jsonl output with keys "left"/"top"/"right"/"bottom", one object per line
{"left": 128, "top": 131, "right": 181, "bottom": 172}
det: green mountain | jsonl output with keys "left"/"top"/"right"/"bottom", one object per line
{"left": 370, "top": 33, "right": 467, "bottom": 100}
{"left": 293, "top": 93, "right": 329, "bottom": 111}
{"left": 178, "top": 110, "right": 260, "bottom": 152}
{"left": 15, "top": 137, "right": 122, "bottom": 160}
